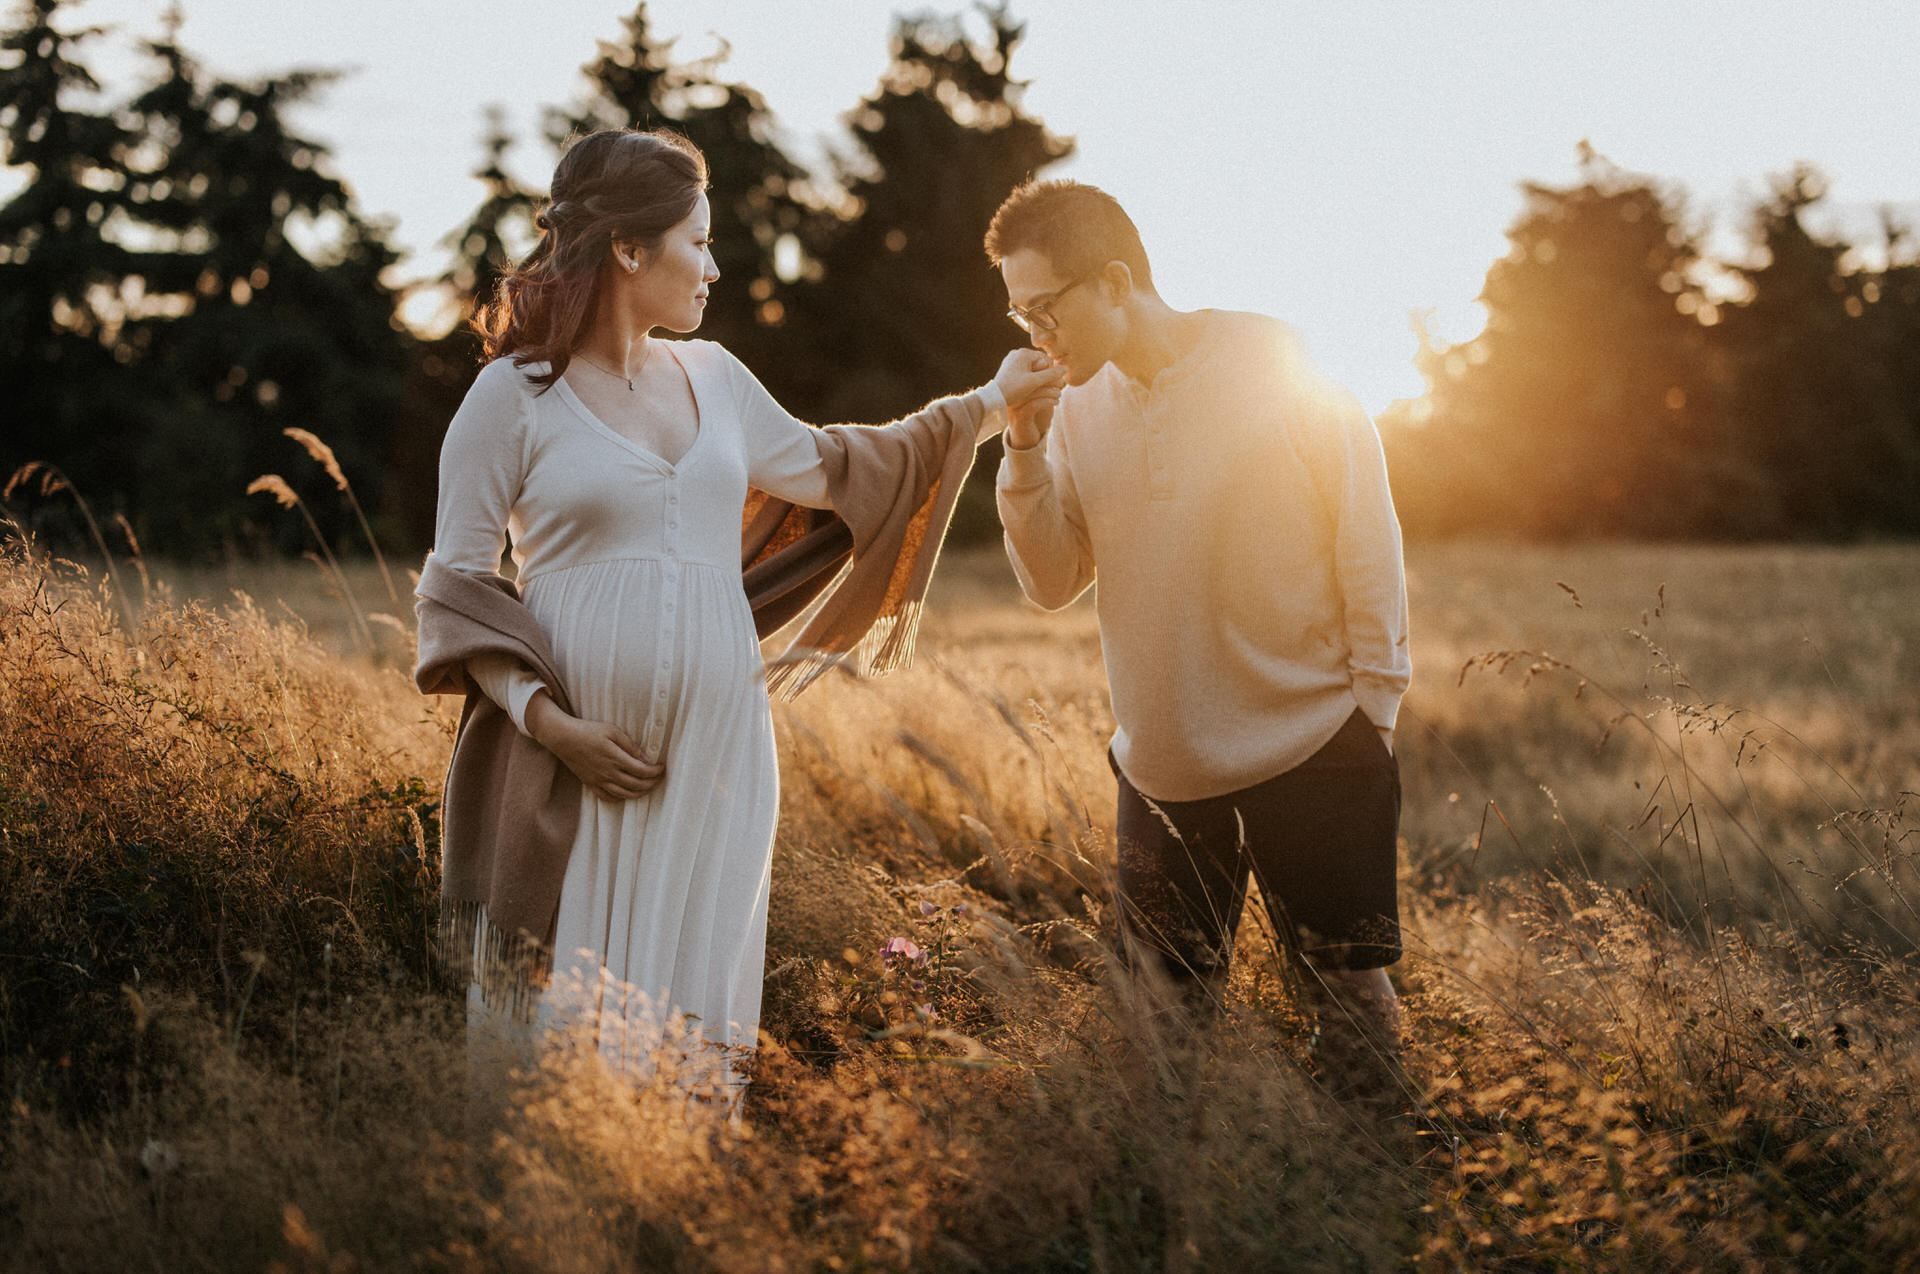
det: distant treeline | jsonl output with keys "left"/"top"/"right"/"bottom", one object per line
{"left": 2, "top": 1, "right": 1914, "bottom": 556}
{"left": 0, "top": 1, "right": 1068, "bottom": 556}
{"left": 1380, "top": 144, "right": 1920, "bottom": 540}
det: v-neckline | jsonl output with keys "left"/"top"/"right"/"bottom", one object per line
{"left": 557, "top": 343, "right": 705, "bottom": 473}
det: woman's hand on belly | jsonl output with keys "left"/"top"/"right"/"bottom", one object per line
{"left": 526, "top": 690, "right": 665, "bottom": 801}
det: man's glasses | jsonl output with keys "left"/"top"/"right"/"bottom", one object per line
{"left": 1007, "top": 271, "right": 1096, "bottom": 333}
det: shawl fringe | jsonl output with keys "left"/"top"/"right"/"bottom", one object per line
{"left": 439, "top": 899, "right": 550, "bottom": 1019}
{"left": 762, "top": 599, "right": 924, "bottom": 700}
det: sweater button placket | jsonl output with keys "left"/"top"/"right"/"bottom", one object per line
{"left": 1146, "top": 408, "right": 1171, "bottom": 499}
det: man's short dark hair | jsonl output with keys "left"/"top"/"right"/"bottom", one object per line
{"left": 984, "top": 179, "right": 1155, "bottom": 291}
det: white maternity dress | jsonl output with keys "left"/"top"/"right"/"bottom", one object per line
{"left": 433, "top": 340, "right": 1000, "bottom": 1094}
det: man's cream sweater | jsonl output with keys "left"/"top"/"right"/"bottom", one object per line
{"left": 997, "top": 310, "right": 1411, "bottom": 803}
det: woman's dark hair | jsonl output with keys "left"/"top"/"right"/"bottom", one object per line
{"left": 984, "top": 179, "right": 1154, "bottom": 291}
{"left": 475, "top": 128, "right": 708, "bottom": 390}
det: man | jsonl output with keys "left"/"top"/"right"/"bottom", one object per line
{"left": 985, "top": 179, "right": 1411, "bottom": 1067}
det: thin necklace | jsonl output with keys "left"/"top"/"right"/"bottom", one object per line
{"left": 576, "top": 341, "right": 653, "bottom": 391}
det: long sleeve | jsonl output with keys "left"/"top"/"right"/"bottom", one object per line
{"left": 465, "top": 651, "right": 547, "bottom": 736}
{"left": 992, "top": 312, "right": 1407, "bottom": 800}
{"left": 723, "top": 350, "right": 1006, "bottom": 508}
{"left": 427, "top": 359, "right": 549, "bottom": 731}
{"left": 432, "top": 359, "right": 535, "bottom": 575}
{"left": 1300, "top": 388, "right": 1411, "bottom": 731}
{"left": 996, "top": 406, "right": 1095, "bottom": 610}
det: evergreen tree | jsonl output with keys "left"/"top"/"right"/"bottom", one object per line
{"left": 384, "top": 109, "right": 535, "bottom": 550}
{"left": 0, "top": 2, "right": 408, "bottom": 554}
{"left": 1383, "top": 146, "right": 1743, "bottom": 538}
{"left": 1717, "top": 167, "right": 1920, "bottom": 537}
{"left": 786, "top": 5, "right": 1070, "bottom": 417}
{"left": 1861, "top": 214, "right": 1920, "bottom": 535}
{"left": 0, "top": 0, "right": 142, "bottom": 542}
{"left": 783, "top": 4, "right": 1071, "bottom": 540}
{"left": 441, "top": 105, "right": 535, "bottom": 309}
{"left": 120, "top": 19, "right": 407, "bottom": 553}
{"left": 542, "top": 3, "right": 813, "bottom": 374}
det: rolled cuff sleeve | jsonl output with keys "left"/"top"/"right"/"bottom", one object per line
{"left": 998, "top": 435, "right": 1053, "bottom": 489}
{"left": 1350, "top": 670, "right": 1409, "bottom": 735}
{"left": 465, "top": 652, "right": 548, "bottom": 737}
{"left": 971, "top": 382, "right": 1008, "bottom": 442}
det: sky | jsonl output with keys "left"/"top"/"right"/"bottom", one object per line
{"left": 40, "top": 0, "right": 1920, "bottom": 417}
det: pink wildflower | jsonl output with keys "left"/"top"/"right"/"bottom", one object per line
{"left": 880, "top": 936, "right": 926, "bottom": 965}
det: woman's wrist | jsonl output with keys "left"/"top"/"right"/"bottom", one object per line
{"left": 975, "top": 379, "right": 1009, "bottom": 418}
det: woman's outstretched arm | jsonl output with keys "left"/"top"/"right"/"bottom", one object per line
{"left": 724, "top": 347, "right": 1063, "bottom": 505}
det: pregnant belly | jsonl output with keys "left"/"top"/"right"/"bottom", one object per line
{"left": 522, "top": 559, "right": 764, "bottom": 758}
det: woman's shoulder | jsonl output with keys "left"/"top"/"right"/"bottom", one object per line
{"left": 472, "top": 355, "right": 550, "bottom": 395}
{"left": 459, "top": 356, "right": 556, "bottom": 420}
{"left": 671, "top": 338, "right": 762, "bottom": 413}
{"left": 446, "top": 357, "right": 549, "bottom": 451}
{"left": 669, "top": 337, "right": 742, "bottom": 377}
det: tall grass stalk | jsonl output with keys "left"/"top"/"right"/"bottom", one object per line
{"left": 3, "top": 544, "right": 1918, "bottom": 1270}
{"left": 281, "top": 427, "right": 402, "bottom": 611}
{"left": 108, "top": 511, "right": 152, "bottom": 608}
{"left": 3, "top": 461, "right": 140, "bottom": 632}
{"left": 245, "top": 473, "right": 377, "bottom": 654}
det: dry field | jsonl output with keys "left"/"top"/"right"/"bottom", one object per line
{"left": 2, "top": 538, "right": 1916, "bottom": 1271}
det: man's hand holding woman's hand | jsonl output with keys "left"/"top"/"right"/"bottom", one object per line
{"left": 525, "top": 690, "right": 664, "bottom": 801}
{"left": 994, "top": 348, "right": 1066, "bottom": 450}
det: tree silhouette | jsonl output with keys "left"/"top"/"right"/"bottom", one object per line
{"left": 441, "top": 106, "right": 535, "bottom": 311}
{"left": 543, "top": 4, "right": 814, "bottom": 376}
{"left": 1383, "top": 146, "right": 1748, "bottom": 538}
{"left": 384, "top": 109, "right": 536, "bottom": 551}
{"left": 0, "top": 0, "right": 142, "bottom": 542}
{"left": 1862, "top": 213, "right": 1920, "bottom": 535}
{"left": 1716, "top": 167, "right": 1920, "bottom": 537}
{"left": 121, "top": 17, "right": 407, "bottom": 553}
{"left": 785, "top": 6, "right": 1070, "bottom": 415}
{"left": 1, "top": 1, "right": 407, "bottom": 554}
{"left": 781, "top": 4, "right": 1071, "bottom": 539}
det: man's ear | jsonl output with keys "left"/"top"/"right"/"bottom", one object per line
{"left": 1099, "top": 260, "right": 1134, "bottom": 304}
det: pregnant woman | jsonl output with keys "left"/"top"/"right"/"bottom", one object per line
{"left": 414, "top": 128, "right": 1061, "bottom": 1105}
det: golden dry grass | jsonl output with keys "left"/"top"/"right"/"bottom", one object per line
{"left": 2, "top": 538, "right": 1917, "bottom": 1271}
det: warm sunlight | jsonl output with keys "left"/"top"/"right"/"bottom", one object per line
{"left": 63, "top": 0, "right": 1918, "bottom": 426}
{"left": 6, "top": 4, "right": 1918, "bottom": 1267}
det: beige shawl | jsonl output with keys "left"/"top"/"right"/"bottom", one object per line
{"left": 416, "top": 391, "right": 983, "bottom": 983}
